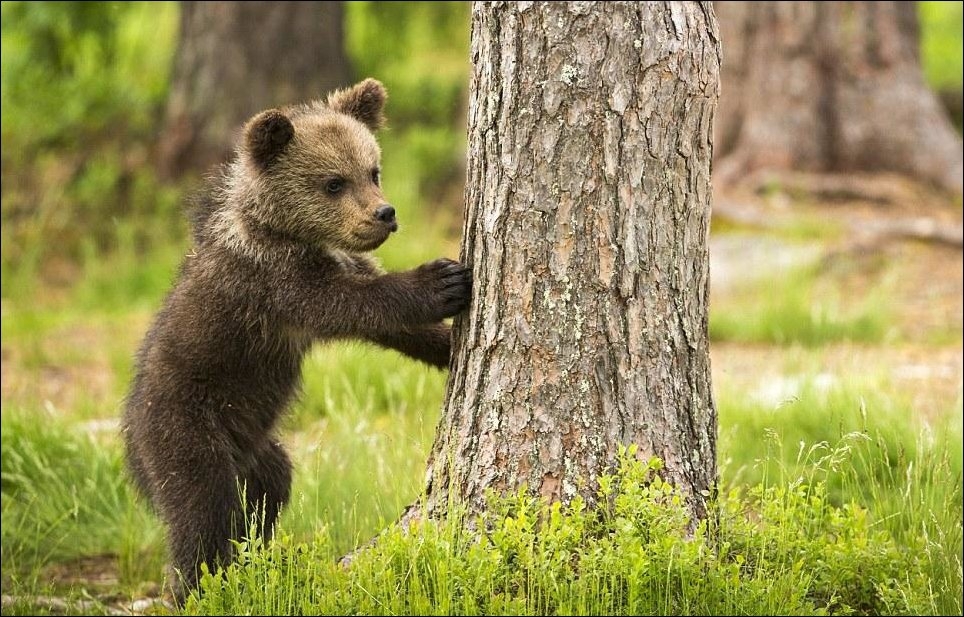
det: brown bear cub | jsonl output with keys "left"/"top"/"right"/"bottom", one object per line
{"left": 122, "top": 79, "right": 471, "bottom": 599}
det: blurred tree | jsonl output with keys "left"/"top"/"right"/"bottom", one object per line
{"left": 157, "top": 1, "right": 351, "bottom": 179}
{"left": 715, "top": 1, "right": 963, "bottom": 193}
{"left": 415, "top": 2, "right": 719, "bottom": 525}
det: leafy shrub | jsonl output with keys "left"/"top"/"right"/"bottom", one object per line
{"left": 189, "top": 448, "right": 950, "bottom": 616}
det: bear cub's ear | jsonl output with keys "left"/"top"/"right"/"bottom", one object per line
{"left": 244, "top": 109, "right": 294, "bottom": 170}
{"left": 327, "top": 78, "right": 387, "bottom": 131}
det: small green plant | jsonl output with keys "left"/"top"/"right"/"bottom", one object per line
{"left": 187, "top": 447, "right": 956, "bottom": 616}
{"left": 720, "top": 379, "right": 963, "bottom": 615}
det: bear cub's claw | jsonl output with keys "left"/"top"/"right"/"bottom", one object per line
{"left": 414, "top": 258, "right": 473, "bottom": 320}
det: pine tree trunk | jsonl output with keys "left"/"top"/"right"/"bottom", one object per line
{"left": 715, "top": 1, "right": 963, "bottom": 193}
{"left": 157, "top": 1, "right": 351, "bottom": 179}
{"left": 419, "top": 1, "right": 720, "bottom": 524}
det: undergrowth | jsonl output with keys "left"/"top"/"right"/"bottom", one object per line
{"left": 187, "top": 447, "right": 959, "bottom": 616}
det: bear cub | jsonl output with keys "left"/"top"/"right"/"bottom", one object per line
{"left": 121, "top": 79, "right": 472, "bottom": 598}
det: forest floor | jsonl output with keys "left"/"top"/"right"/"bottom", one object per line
{"left": 1, "top": 173, "right": 961, "bottom": 616}
{"left": 710, "top": 172, "right": 962, "bottom": 424}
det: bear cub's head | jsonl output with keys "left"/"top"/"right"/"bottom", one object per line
{"left": 242, "top": 78, "right": 396, "bottom": 253}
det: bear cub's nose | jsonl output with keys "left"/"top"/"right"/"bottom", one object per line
{"left": 374, "top": 205, "right": 397, "bottom": 231}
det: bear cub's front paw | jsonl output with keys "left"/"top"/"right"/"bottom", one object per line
{"left": 413, "top": 258, "right": 473, "bottom": 321}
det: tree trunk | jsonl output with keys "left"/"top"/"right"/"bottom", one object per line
{"left": 715, "top": 1, "right": 963, "bottom": 193}
{"left": 420, "top": 1, "right": 720, "bottom": 525}
{"left": 157, "top": 1, "right": 351, "bottom": 179}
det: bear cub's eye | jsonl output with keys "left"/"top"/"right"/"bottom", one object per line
{"left": 325, "top": 178, "right": 344, "bottom": 195}
{"left": 371, "top": 168, "right": 380, "bottom": 186}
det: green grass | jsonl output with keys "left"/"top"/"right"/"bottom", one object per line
{"left": 710, "top": 264, "right": 892, "bottom": 346}
{"left": 2, "top": 353, "right": 960, "bottom": 615}
{"left": 189, "top": 372, "right": 959, "bottom": 616}
{"left": 921, "top": 1, "right": 964, "bottom": 91}
{"left": 280, "top": 344, "right": 447, "bottom": 552}
{"left": 0, "top": 408, "right": 165, "bottom": 590}
{"left": 720, "top": 376, "right": 963, "bottom": 615}
{"left": 183, "top": 445, "right": 959, "bottom": 616}
{"left": 719, "top": 377, "right": 963, "bottom": 490}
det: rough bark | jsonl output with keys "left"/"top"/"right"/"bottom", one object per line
{"left": 715, "top": 1, "right": 963, "bottom": 194}
{"left": 157, "top": 1, "right": 351, "bottom": 179}
{"left": 420, "top": 1, "right": 720, "bottom": 524}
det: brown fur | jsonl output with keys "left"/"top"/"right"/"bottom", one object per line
{"left": 326, "top": 77, "right": 387, "bottom": 131}
{"left": 121, "top": 79, "right": 471, "bottom": 600}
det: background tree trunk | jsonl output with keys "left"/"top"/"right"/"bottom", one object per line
{"left": 715, "top": 1, "right": 963, "bottom": 193}
{"left": 157, "top": 1, "right": 351, "bottom": 179}
{"left": 420, "top": 1, "right": 720, "bottom": 524}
